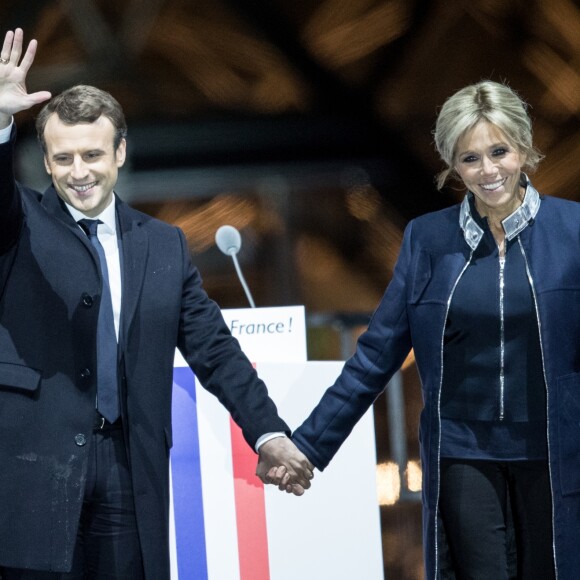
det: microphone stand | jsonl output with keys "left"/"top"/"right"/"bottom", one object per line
{"left": 230, "top": 251, "right": 255, "bottom": 308}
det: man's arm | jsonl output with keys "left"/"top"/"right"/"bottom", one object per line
{"left": 174, "top": 229, "right": 314, "bottom": 493}
{"left": 0, "top": 120, "right": 20, "bottom": 254}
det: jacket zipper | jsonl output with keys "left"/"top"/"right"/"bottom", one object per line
{"left": 433, "top": 249, "right": 474, "bottom": 580}
{"left": 499, "top": 255, "right": 506, "bottom": 420}
{"left": 517, "top": 238, "right": 558, "bottom": 578}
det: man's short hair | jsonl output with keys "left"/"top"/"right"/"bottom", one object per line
{"left": 35, "top": 84, "right": 127, "bottom": 153}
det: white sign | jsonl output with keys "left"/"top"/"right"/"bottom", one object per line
{"left": 174, "top": 305, "right": 307, "bottom": 367}
{"left": 223, "top": 305, "right": 307, "bottom": 362}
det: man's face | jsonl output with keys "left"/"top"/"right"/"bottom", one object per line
{"left": 43, "top": 113, "right": 126, "bottom": 217}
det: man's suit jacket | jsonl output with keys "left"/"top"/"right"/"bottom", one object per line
{"left": 0, "top": 127, "right": 290, "bottom": 576}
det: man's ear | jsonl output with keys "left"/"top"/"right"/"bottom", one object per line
{"left": 43, "top": 155, "right": 52, "bottom": 175}
{"left": 115, "top": 138, "right": 127, "bottom": 168}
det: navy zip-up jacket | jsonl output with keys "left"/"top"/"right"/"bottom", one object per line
{"left": 294, "top": 182, "right": 580, "bottom": 579}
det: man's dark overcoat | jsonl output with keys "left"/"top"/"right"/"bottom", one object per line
{"left": 0, "top": 127, "right": 289, "bottom": 577}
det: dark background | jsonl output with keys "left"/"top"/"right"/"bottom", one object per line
{"left": 2, "top": 1, "right": 579, "bottom": 577}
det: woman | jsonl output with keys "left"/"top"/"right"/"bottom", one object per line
{"left": 286, "top": 81, "right": 580, "bottom": 578}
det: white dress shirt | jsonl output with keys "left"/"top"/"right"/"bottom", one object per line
{"left": 0, "top": 119, "right": 12, "bottom": 142}
{"left": 67, "top": 198, "right": 122, "bottom": 341}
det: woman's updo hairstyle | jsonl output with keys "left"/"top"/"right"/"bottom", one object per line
{"left": 433, "top": 80, "right": 542, "bottom": 189}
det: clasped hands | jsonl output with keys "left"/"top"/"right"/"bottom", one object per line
{"left": 256, "top": 437, "right": 315, "bottom": 496}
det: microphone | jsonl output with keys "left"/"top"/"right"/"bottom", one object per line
{"left": 215, "top": 225, "right": 256, "bottom": 308}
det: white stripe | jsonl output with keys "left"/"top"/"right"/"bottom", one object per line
{"left": 168, "top": 463, "right": 180, "bottom": 580}
{"left": 196, "top": 381, "right": 241, "bottom": 580}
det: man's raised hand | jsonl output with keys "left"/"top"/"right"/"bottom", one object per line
{"left": 0, "top": 29, "right": 51, "bottom": 125}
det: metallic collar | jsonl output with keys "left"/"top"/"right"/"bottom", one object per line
{"left": 459, "top": 180, "right": 541, "bottom": 250}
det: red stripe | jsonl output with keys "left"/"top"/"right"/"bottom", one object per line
{"left": 230, "top": 417, "right": 271, "bottom": 580}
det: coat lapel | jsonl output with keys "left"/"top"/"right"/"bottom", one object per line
{"left": 41, "top": 185, "right": 80, "bottom": 229}
{"left": 40, "top": 185, "right": 100, "bottom": 264}
{"left": 116, "top": 198, "right": 149, "bottom": 344}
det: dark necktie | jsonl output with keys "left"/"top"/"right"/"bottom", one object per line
{"left": 78, "top": 219, "right": 119, "bottom": 423}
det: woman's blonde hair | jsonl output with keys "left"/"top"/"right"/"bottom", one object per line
{"left": 433, "top": 80, "right": 542, "bottom": 189}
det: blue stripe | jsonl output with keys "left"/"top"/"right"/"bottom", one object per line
{"left": 171, "top": 367, "right": 208, "bottom": 579}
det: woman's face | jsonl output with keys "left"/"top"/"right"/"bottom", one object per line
{"left": 454, "top": 121, "right": 526, "bottom": 219}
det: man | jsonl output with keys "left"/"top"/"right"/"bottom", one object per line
{"left": 0, "top": 29, "right": 312, "bottom": 579}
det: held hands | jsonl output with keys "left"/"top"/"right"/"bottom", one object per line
{"left": 256, "top": 437, "right": 315, "bottom": 497}
{"left": 0, "top": 28, "right": 51, "bottom": 124}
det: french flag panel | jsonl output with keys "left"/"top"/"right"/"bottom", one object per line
{"left": 171, "top": 365, "right": 273, "bottom": 580}
{"left": 170, "top": 361, "right": 384, "bottom": 580}
{"left": 170, "top": 367, "right": 210, "bottom": 580}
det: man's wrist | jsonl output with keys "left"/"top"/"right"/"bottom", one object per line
{"left": 255, "top": 432, "right": 287, "bottom": 453}
{"left": 0, "top": 118, "right": 14, "bottom": 143}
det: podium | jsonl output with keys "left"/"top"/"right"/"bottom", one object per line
{"left": 169, "top": 307, "right": 384, "bottom": 580}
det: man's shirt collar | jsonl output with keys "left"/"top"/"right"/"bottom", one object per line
{"left": 67, "top": 195, "right": 117, "bottom": 235}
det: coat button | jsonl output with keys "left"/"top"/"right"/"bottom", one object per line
{"left": 80, "top": 368, "right": 91, "bottom": 378}
{"left": 81, "top": 293, "right": 93, "bottom": 307}
{"left": 74, "top": 434, "right": 87, "bottom": 446}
